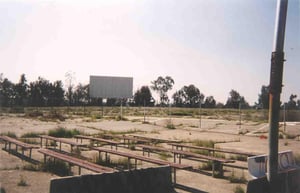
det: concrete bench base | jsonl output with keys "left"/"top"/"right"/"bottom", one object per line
{"left": 50, "top": 166, "right": 174, "bottom": 193}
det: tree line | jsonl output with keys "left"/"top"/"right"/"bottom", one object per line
{"left": 0, "top": 74, "right": 299, "bottom": 110}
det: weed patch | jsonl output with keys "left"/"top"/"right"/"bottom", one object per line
{"left": 17, "top": 175, "right": 28, "bottom": 186}
{"left": 41, "top": 159, "right": 72, "bottom": 176}
{"left": 233, "top": 185, "right": 245, "bottom": 193}
{"left": 48, "top": 127, "right": 81, "bottom": 138}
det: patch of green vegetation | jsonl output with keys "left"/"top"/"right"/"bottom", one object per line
{"left": 158, "top": 152, "right": 172, "bottom": 161}
{"left": 230, "top": 155, "right": 247, "bottom": 162}
{"left": 233, "top": 185, "right": 245, "bottom": 193}
{"left": 23, "top": 164, "right": 40, "bottom": 171}
{"left": 48, "top": 127, "right": 81, "bottom": 138}
{"left": 0, "top": 187, "right": 6, "bottom": 193}
{"left": 129, "top": 144, "right": 136, "bottom": 150}
{"left": 0, "top": 132, "right": 17, "bottom": 138}
{"left": 166, "top": 123, "right": 176, "bottom": 129}
{"left": 191, "top": 149, "right": 210, "bottom": 156}
{"left": 214, "top": 152, "right": 225, "bottom": 159}
{"left": 41, "top": 159, "right": 72, "bottom": 176}
{"left": 115, "top": 115, "right": 128, "bottom": 121}
{"left": 95, "top": 155, "right": 132, "bottom": 170}
{"left": 103, "top": 128, "right": 142, "bottom": 136}
{"left": 150, "top": 130, "right": 160, "bottom": 134}
{"left": 228, "top": 171, "right": 247, "bottom": 184}
{"left": 19, "top": 138, "right": 39, "bottom": 145}
{"left": 192, "top": 139, "right": 215, "bottom": 148}
{"left": 294, "top": 153, "right": 300, "bottom": 166}
{"left": 199, "top": 161, "right": 212, "bottom": 170}
{"left": 17, "top": 175, "right": 28, "bottom": 186}
{"left": 21, "top": 132, "right": 44, "bottom": 138}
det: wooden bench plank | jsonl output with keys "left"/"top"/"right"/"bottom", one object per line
{"left": 38, "top": 148, "right": 115, "bottom": 174}
{"left": 39, "top": 135, "right": 82, "bottom": 146}
{"left": 0, "top": 135, "right": 39, "bottom": 158}
{"left": 74, "top": 135, "right": 120, "bottom": 149}
{"left": 92, "top": 147, "right": 192, "bottom": 170}
{"left": 138, "top": 144, "right": 234, "bottom": 163}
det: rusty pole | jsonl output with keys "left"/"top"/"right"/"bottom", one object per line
{"left": 267, "top": 0, "right": 288, "bottom": 191}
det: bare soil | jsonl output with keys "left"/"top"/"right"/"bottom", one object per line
{"left": 0, "top": 113, "right": 299, "bottom": 193}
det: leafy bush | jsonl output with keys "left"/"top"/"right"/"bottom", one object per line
{"left": 0, "top": 132, "right": 17, "bottom": 138}
{"left": 233, "top": 185, "right": 245, "bottom": 193}
{"left": 41, "top": 159, "right": 72, "bottom": 176}
{"left": 21, "top": 132, "right": 43, "bottom": 138}
{"left": 0, "top": 187, "right": 6, "bottom": 193}
{"left": 166, "top": 123, "right": 176, "bottom": 129}
{"left": 229, "top": 172, "right": 247, "bottom": 184}
{"left": 48, "top": 127, "right": 80, "bottom": 138}
{"left": 23, "top": 164, "right": 40, "bottom": 171}
{"left": 26, "top": 111, "right": 43, "bottom": 117}
{"left": 199, "top": 161, "right": 213, "bottom": 170}
{"left": 17, "top": 175, "right": 28, "bottom": 186}
{"left": 192, "top": 139, "right": 215, "bottom": 148}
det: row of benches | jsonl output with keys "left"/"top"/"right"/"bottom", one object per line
{"left": 0, "top": 134, "right": 255, "bottom": 180}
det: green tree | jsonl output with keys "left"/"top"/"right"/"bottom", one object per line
{"left": 73, "top": 83, "right": 89, "bottom": 106}
{"left": 204, "top": 96, "right": 216, "bottom": 108}
{"left": 151, "top": 76, "right": 174, "bottom": 106}
{"left": 134, "top": 86, "right": 153, "bottom": 106}
{"left": 172, "top": 85, "right": 204, "bottom": 107}
{"left": 225, "top": 89, "right": 249, "bottom": 109}
{"left": 286, "top": 94, "right": 297, "bottom": 110}
{"left": 0, "top": 77, "right": 15, "bottom": 107}
{"left": 14, "top": 74, "right": 28, "bottom": 106}
{"left": 50, "top": 80, "right": 65, "bottom": 106}
{"left": 172, "top": 90, "right": 185, "bottom": 107}
{"left": 183, "top": 84, "right": 204, "bottom": 107}
{"left": 257, "top": 85, "right": 269, "bottom": 109}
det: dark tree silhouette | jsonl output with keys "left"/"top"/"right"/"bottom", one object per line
{"left": 134, "top": 86, "right": 153, "bottom": 106}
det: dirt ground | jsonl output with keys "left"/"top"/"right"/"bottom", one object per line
{"left": 0, "top": 113, "right": 299, "bottom": 193}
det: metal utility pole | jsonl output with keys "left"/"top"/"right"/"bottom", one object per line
{"left": 267, "top": 0, "right": 288, "bottom": 191}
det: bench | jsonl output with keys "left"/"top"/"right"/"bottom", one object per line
{"left": 92, "top": 146, "right": 192, "bottom": 184}
{"left": 137, "top": 144, "right": 235, "bottom": 177}
{"left": 103, "top": 134, "right": 150, "bottom": 147}
{"left": 38, "top": 148, "right": 115, "bottom": 175}
{"left": 39, "top": 135, "right": 84, "bottom": 152}
{"left": 168, "top": 143, "right": 256, "bottom": 158}
{"left": 247, "top": 150, "right": 299, "bottom": 179}
{"left": 74, "top": 135, "right": 120, "bottom": 150}
{"left": 0, "top": 135, "right": 39, "bottom": 159}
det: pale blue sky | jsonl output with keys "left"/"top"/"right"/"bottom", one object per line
{"left": 1, "top": 0, "right": 299, "bottom": 105}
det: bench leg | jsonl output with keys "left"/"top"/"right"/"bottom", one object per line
{"left": 212, "top": 161, "right": 215, "bottom": 177}
{"left": 78, "top": 167, "right": 81, "bottom": 175}
{"left": 4, "top": 142, "right": 7, "bottom": 150}
{"left": 173, "top": 168, "right": 177, "bottom": 185}
{"left": 128, "top": 158, "right": 131, "bottom": 170}
{"left": 29, "top": 149, "right": 32, "bottom": 159}
{"left": 40, "top": 137, "right": 43, "bottom": 147}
